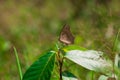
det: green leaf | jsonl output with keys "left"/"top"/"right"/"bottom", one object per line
{"left": 65, "top": 50, "right": 112, "bottom": 74}
{"left": 98, "top": 75, "right": 108, "bottom": 80}
{"left": 62, "top": 71, "right": 78, "bottom": 80}
{"left": 62, "top": 45, "right": 87, "bottom": 52}
{"left": 50, "top": 64, "right": 59, "bottom": 80}
{"left": 98, "top": 75, "right": 116, "bottom": 80}
{"left": 23, "top": 51, "right": 56, "bottom": 80}
{"left": 115, "top": 53, "right": 120, "bottom": 69}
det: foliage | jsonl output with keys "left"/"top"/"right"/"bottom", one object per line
{"left": 23, "top": 51, "right": 55, "bottom": 80}
{"left": 21, "top": 44, "right": 117, "bottom": 80}
{"left": 0, "top": 0, "right": 120, "bottom": 80}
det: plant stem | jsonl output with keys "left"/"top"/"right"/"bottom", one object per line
{"left": 58, "top": 50, "right": 63, "bottom": 80}
{"left": 14, "top": 47, "right": 23, "bottom": 80}
{"left": 59, "top": 59, "right": 63, "bottom": 80}
{"left": 91, "top": 71, "right": 94, "bottom": 80}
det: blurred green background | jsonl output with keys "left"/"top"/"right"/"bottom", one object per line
{"left": 0, "top": 0, "right": 120, "bottom": 80}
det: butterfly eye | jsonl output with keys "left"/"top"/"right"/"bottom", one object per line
{"left": 59, "top": 24, "right": 75, "bottom": 45}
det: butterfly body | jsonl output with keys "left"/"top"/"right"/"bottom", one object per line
{"left": 59, "top": 24, "right": 75, "bottom": 45}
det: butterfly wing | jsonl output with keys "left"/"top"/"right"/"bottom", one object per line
{"left": 59, "top": 24, "right": 75, "bottom": 45}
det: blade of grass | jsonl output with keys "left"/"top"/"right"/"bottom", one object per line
{"left": 112, "top": 29, "right": 120, "bottom": 52}
{"left": 13, "top": 47, "right": 23, "bottom": 80}
{"left": 112, "top": 29, "right": 120, "bottom": 78}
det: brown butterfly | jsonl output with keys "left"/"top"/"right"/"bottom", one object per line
{"left": 59, "top": 24, "right": 75, "bottom": 45}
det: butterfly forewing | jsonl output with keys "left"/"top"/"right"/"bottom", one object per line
{"left": 59, "top": 24, "right": 75, "bottom": 45}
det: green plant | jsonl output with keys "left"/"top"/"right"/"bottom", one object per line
{"left": 14, "top": 47, "right": 23, "bottom": 80}
{"left": 14, "top": 25, "right": 119, "bottom": 80}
